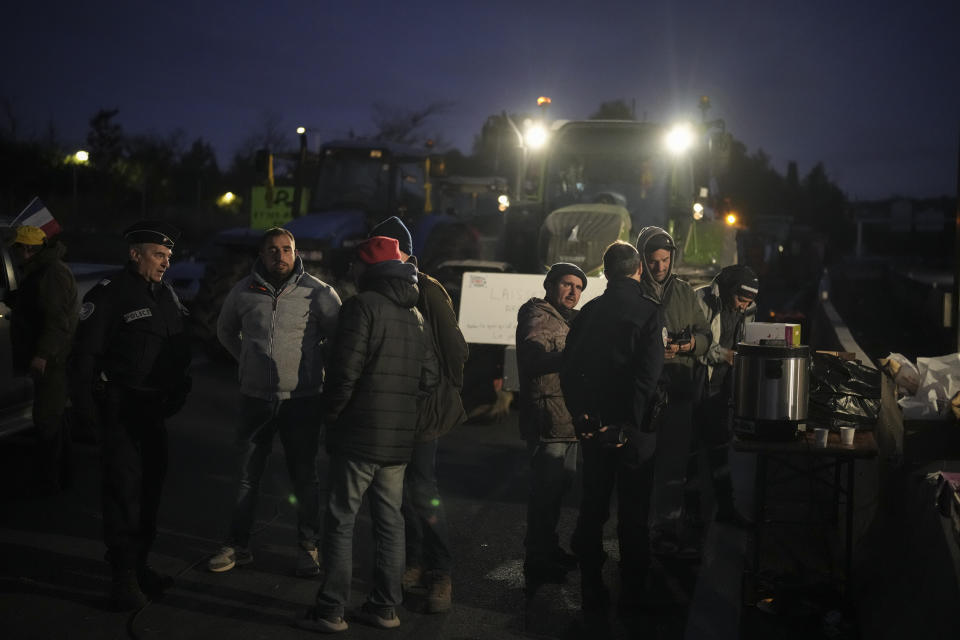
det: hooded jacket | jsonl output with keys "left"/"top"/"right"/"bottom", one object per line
{"left": 323, "top": 260, "right": 439, "bottom": 464}
{"left": 695, "top": 273, "right": 757, "bottom": 391}
{"left": 217, "top": 255, "right": 342, "bottom": 400}
{"left": 516, "top": 297, "right": 577, "bottom": 442}
{"left": 414, "top": 270, "right": 469, "bottom": 442}
{"left": 10, "top": 240, "right": 78, "bottom": 370}
{"left": 635, "top": 226, "right": 710, "bottom": 400}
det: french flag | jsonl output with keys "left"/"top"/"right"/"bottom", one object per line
{"left": 13, "top": 197, "right": 62, "bottom": 238}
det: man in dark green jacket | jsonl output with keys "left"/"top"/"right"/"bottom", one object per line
{"left": 368, "top": 217, "right": 468, "bottom": 614}
{"left": 9, "top": 225, "right": 78, "bottom": 494}
{"left": 635, "top": 226, "right": 710, "bottom": 557}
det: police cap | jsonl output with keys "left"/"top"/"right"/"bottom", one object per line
{"left": 123, "top": 220, "right": 180, "bottom": 248}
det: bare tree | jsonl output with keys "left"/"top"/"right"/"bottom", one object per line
{"left": 371, "top": 101, "right": 454, "bottom": 147}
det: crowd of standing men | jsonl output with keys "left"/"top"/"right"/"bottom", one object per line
{"left": 6, "top": 215, "right": 758, "bottom": 632}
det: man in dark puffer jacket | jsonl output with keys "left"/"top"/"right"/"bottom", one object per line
{"left": 301, "top": 236, "right": 438, "bottom": 634}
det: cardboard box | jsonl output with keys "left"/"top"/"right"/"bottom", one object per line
{"left": 744, "top": 322, "right": 801, "bottom": 346}
{"left": 816, "top": 350, "right": 858, "bottom": 361}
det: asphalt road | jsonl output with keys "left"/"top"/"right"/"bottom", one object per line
{"left": 0, "top": 352, "right": 769, "bottom": 640}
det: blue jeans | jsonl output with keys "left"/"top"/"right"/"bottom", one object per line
{"left": 227, "top": 395, "right": 322, "bottom": 550}
{"left": 315, "top": 454, "right": 406, "bottom": 617}
{"left": 402, "top": 439, "right": 453, "bottom": 573}
{"left": 525, "top": 440, "right": 579, "bottom": 562}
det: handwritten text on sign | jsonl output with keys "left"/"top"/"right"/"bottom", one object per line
{"left": 458, "top": 272, "right": 605, "bottom": 345}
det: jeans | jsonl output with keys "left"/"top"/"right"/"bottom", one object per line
{"left": 525, "top": 440, "right": 579, "bottom": 562}
{"left": 315, "top": 454, "right": 406, "bottom": 617}
{"left": 227, "top": 395, "right": 322, "bottom": 550}
{"left": 402, "top": 439, "right": 453, "bottom": 574}
{"left": 572, "top": 431, "right": 657, "bottom": 575}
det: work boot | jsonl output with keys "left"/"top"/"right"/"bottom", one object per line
{"left": 715, "top": 505, "right": 753, "bottom": 529}
{"left": 137, "top": 565, "right": 174, "bottom": 597}
{"left": 402, "top": 565, "right": 424, "bottom": 591}
{"left": 425, "top": 571, "right": 452, "bottom": 613}
{"left": 111, "top": 568, "right": 148, "bottom": 611}
{"left": 295, "top": 546, "right": 320, "bottom": 577}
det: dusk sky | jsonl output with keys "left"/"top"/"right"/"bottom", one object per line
{"left": 2, "top": 0, "right": 958, "bottom": 200}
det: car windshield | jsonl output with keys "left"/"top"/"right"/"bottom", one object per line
{"left": 544, "top": 124, "right": 688, "bottom": 232}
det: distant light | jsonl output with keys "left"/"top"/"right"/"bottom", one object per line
{"left": 725, "top": 213, "right": 737, "bottom": 226}
{"left": 74, "top": 150, "right": 89, "bottom": 163}
{"left": 778, "top": 244, "right": 784, "bottom": 253}
{"left": 288, "top": 494, "right": 298, "bottom": 506}
{"left": 665, "top": 123, "right": 695, "bottom": 155}
{"left": 537, "top": 96, "right": 551, "bottom": 106}
{"left": 218, "top": 192, "right": 236, "bottom": 207}
{"left": 498, "top": 194, "right": 510, "bottom": 212}
{"left": 296, "top": 126, "right": 306, "bottom": 135}
{"left": 524, "top": 124, "right": 548, "bottom": 150}
{"left": 369, "top": 149, "right": 383, "bottom": 158}
{"left": 699, "top": 187, "right": 709, "bottom": 198}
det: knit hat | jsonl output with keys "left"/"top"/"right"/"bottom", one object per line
{"left": 718, "top": 265, "right": 759, "bottom": 300}
{"left": 544, "top": 262, "right": 587, "bottom": 290}
{"left": 643, "top": 232, "right": 676, "bottom": 255}
{"left": 123, "top": 220, "right": 180, "bottom": 248}
{"left": 369, "top": 216, "right": 413, "bottom": 256}
{"left": 356, "top": 235, "right": 401, "bottom": 264}
{"left": 12, "top": 225, "right": 46, "bottom": 246}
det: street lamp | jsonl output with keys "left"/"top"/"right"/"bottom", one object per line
{"left": 70, "top": 149, "right": 90, "bottom": 217}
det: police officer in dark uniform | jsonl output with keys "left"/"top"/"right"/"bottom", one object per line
{"left": 72, "top": 220, "right": 191, "bottom": 610}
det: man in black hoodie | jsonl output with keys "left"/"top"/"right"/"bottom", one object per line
{"left": 299, "top": 236, "right": 438, "bottom": 634}
{"left": 560, "top": 241, "right": 665, "bottom": 611}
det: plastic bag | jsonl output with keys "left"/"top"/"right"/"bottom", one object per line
{"left": 809, "top": 353, "right": 881, "bottom": 426}
{"left": 878, "top": 352, "right": 920, "bottom": 395}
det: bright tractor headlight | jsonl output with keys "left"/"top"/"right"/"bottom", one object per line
{"left": 665, "top": 123, "right": 695, "bottom": 155}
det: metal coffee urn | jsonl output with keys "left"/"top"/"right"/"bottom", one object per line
{"left": 733, "top": 343, "right": 811, "bottom": 440}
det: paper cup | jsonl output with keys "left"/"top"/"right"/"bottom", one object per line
{"left": 813, "top": 427, "right": 829, "bottom": 448}
{"left": 839, "top": 426, "right": 855, "bottom": 446}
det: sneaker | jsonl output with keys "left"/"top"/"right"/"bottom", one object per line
{"left": 425, "top": 572, "right": 452, "bottom": 613}
{"left": 207, "top": 545, "right": 253, "bottom": 573}
{"left": 359, "top": 602, "right": 401, "bottom": 629}
{"left": 295, "top": 606, "right": 348, "bottom": 633}
{"left": 402, "top": 565, "right": 424, "bottom": 591}
{"left": 296, "top": 547, "right": 321, "bottom": 577}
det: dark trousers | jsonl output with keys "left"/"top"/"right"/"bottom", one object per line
{"left": 402, "top": 438, "right": 453, "bottom": 573}
{"left": 228, "top": 395, "right": 322, "bottom": 550}
{"left": 686, "top": 391, "right": 735, "bottom": 514}
{"left": 572, "top": 431, "right": 657, "bottom": 575}
{"left": 32, "top": 364, "right": 72, "bottom": 489}
{"left": 98, "top": 386, "right": 167, "bottom": 570}
{"left": 525, "top": 440, "right": 578, "bottom": 562}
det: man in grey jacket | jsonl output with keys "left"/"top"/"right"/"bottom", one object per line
{"left": 209, "top": 227, "right": 341, "bottom": 577}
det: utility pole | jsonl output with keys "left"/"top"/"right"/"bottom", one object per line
{"left": 954, "top": 128, "right": 960, "bottom": 349}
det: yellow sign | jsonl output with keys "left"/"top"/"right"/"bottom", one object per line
{"left": 250, "top": 186, "right": 310, "bottom": 229}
